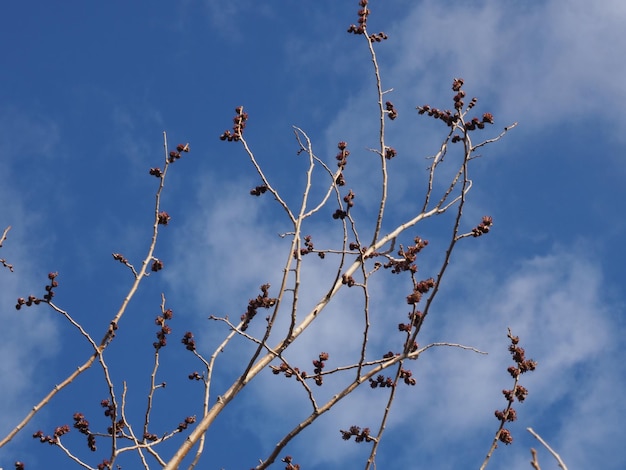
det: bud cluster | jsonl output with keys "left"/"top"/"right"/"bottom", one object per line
{"left": 281, "top": 455, "right": 301, "bottom": 470}
{"left": 271, "top": 361, "right": 304, "bottom": 379}
{"left": 343, "top": 189, "right": 356, "bottom": 210}
{"left": 418, "top": 78, "right": 496, "bottom": 136}
{"left": 347, "top": 0, "right": 370, "bottom": 35}
{"left": 240, "top": 284, "right": 277, "bottom": 331}
{"left": 341, "top": 274, "right": 356, "bottom": 287}
{"left": 385, "top": 101, "right": 398, "bottom": 120}
{"left": 188, "top": 371, "right": 203, "bottom": 381}
{"left": 296, "top": 234, "right": 315, "bottom": 257}
{"left": 220, "top": 106, "right": 248, "bottom": 141}
{"left": 151, "top": 258, "right": 164, "bottom": 272}
{"left": 347, "top": 0, "right": 388, "bottom": 42}
{"left": 471, "top": 216, "right": 493, "bottom": 237}
{"left": 177, "top": 416, "right": 196, "bottom": 432}
{"left": 406, "top": 278, "right": 436, "bottom": 305}
{"left": 398, "top": 309, "right": 423, "bottom": 334}
{"left": 182, "top": 331, "right": 196, "bottom": 351}
{"left": 97, "top": 459, "right": 111, "bottom": 470}
{"left": 157, "top": 211, "right": 171, "bottom": 225}
{"left": 250, "top": 184, "right": 268, "bottom": 196}
{"left": 32, "top": 424, "right": 70, "bottom": 445}
{"left": 384, "top": 236, "right": 428, "bottom": 274}
{"left": 369, "top": 374, "right": 394, "bottom": 388}
{"left": 73, "top": 412, "right": 96, "bottom": 451}
{"left": 335, "top": 141, "right": 350, "bottom": 187}
{"left": 312, "top": 352, "right": 329, "bottom": 386}
{"left": 340, "top": 425, "right": 374, "bottom": 443}
{"left": 112, "top": 253, "right": 128, "bottom": 264}
{"left": 16, "top": 272, "right": 59, "bottom": 310}
{"left": 493, "top": 330, "right": 537, "bottom": 445}
{"left": 384, "top": 146, "right": 397, "bottom": 159}
{"left": 399, "top": 368, "right": 416, "bottom": 386}
{"left": 168, "top": 143, "right": 190, "bottom": 163}
{"left": 154, "top": 308, "right": 174, "bottom": 350}
{"left": 416, "top": 104, "right": 457, "bottom": 126}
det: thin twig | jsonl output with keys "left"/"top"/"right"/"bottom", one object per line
{"left": 527, "top": 428, "right": 568, "bottom": 470}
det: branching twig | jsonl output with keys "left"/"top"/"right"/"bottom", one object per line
{"left": 527, "top": 428, "right": 568, "bottom": 470}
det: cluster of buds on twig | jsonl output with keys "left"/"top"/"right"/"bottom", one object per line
{"left": 335, "top": 141, "right": 350, "bottom": 187}
{"left": 296, "top": 235, "right": 314, "bottom": 257}
{"left": 343, "top": 189, "right": 355, "bottom": 210}
{"left": 271, "top": 361, "right": 305, "bottom": 379}
{"left": 369, "top": 374, "right": 394, "bottom": 389}
{"left": 151, "top": 258, "right": 164, "bottom": 272}
{"left": 416, "top": 104, "right": 456, "bottom": 126}
{"left": 347, "top": 0, "right": 370, "bottom": 35}
{"left": 451, "top": 77, "right": 466, "bottom": 111}
{"left": 16, "top": 272, "right": 59, "bottom": 309}
{"left": 369, "top": 31, "right": 388, "bottom": 42}
{"left": 177, "top": 416, "right": 196, "bottom": 432}
{"left": 347, "top": 0, "right": 388, "bottom": 42}
{"left": 341, "top": 274, "right": 356, "bottom": 287}
{"left": 332, "top": 208, "right": 348, "bottom": 220}
{"left": 168, "top": 143, "right": 190, "bottom": 163}
{"left": 144, "top": 431, "right": 159, "bottom": 442}
{"left": 340, "top": 425, "right": 374, "bottom": 443}
{"left": 464, "top": 113, "right": 494, "bottom": 131}
{"left": 182, "top": 331, "right": 196, "bottom": 351}
{"left": 419, "top": 78, "right": 496, "bottom": 137}
{"left": 73, "top": 412, "right": 96, "bottom": 451}
{"left": 250, "top": 184, "right": 268, "bottom": 196}
{"left": 240, "top": 284, "right": 277, "bottom": 331}
{"left": 157, "top": 211, "right": 171, "bottom": 225}
{"left": 97, "top": 459, "right": 111, "bottom": 470}
{"left": 493, "top": 330, "right": 537, "bottom": 445}
{"left": 506, "top": 331, "right": 537, "bottom": 379}
{"left": 149, "top": 167, "right": 163, "bottom": 178}
{"left": 406, "top": 278, "right": 436, "bottom": 305}
{"left": 281, "top": 455, "right": 301, "bottom": 470}
{"left": 220, "top": 106, "right": 248, "bottom": 141}
{"left": 471, "top": 216, "right": 493, "bottom": 237}
{"left": 112, "top": 253, "right": 128, "bottom": 264}
{"left": 384, "top": 236, "right": 428, "bottom": 274}
{"left": 107, "top": 419, "right": 125, "bottom": 437}
{"left": 188, "top": 371, "right": 203, "bottom": 381}
{"left": 399, "top": 310, "right": 423, "bottom": 334}
{"left": 101, "top": 399, "right": 115, "bottom": 418}
{"left": 32, "top": 424, "right": 70, "bottom": 445}
{"left": 384, "top": 146, "right": 397, "bottom": 159}
{"left": 312, "top": 352, "right": 329, "bottom": 386}
{"left": 385, "top": 101, "right": 398, "bottom": 120}
{"left": 154, "top": 308, "right": 174, "bottom": 350}
{"left": 399, "top": 368, "right": 416, "bottom": 386}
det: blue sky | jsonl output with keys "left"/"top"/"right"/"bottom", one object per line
{"left": 1, "top": 1, "right": 625, "bottom": 469}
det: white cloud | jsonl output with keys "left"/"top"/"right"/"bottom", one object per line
{"left": 386, "top": 0, "right": 626, "bottom": 130}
